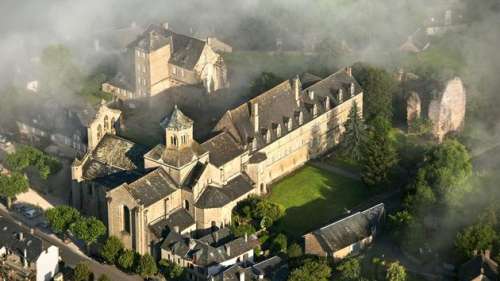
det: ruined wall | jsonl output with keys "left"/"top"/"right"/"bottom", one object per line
{"left": 428, "top": 77, "right": 466, "bottom": 142}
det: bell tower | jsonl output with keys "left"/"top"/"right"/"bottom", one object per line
{"left": 165, "top": 105, "right": 194, "bottom": 150}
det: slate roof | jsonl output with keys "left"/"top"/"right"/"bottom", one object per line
{"left": 166, "top": 105, "right": 194, "bottom": 130}
{"left": 201, "top": 131, "right": 245, "bottom": 167}
{"left": 129, "top": 24, "right": 207, "bottom": 70}
{"left": 195, "top": 174, "right": 254, "bottom": 209}
{"left": 214, "top": 69, "right": 362, "bottom": 149}
{"left": 0, "top": 217, "right": 46, "bottom": 263}
{"left": 91, "top": 134, "right": 147, "bottom": 171}
{"left": 459, "top": 252, "right": 499, "bottom": 281}
{"left": 213, "top": 256, "right": 284, "bottom": 281}
{"left": 144, "top": 142, "right": 207, "bottom": 168}
{"left": 183, "top": 161, "right": 208, "bottom": 189}
{"left": 307, "top": 203, "right": 385, "bottom": 253}
{"left": 125, "top": 167, "right": 178, "bottom": 207}
{"left": 149, "top": 208, "right": 195, "bottom": 239}
{"left": 161, "top": 229, "right": 259, "bottom": 268}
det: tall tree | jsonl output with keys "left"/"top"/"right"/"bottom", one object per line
{"left": 117, "top": 249, "right": 136, "bottom": 272}
{"left": 288, "top": 259, "right": 332, "bottom": 281}
{"left": 70, "top": 216, "right": 106, "bottom": 252}
{"left": 386, "top": 262, "right": 407, "bottom": 281}
{"left": 100, "top": 236, "right": 124, "bottom": 264}
{"left": 45, "top": 206, "right": 80, "bottom": 237}
{"left": 361, "top": 116, "right": 398, "bottom": 187}
{"left": 0, "top": 173, "right": 29, "bottom": 207}
{"left": 352, "top": 63, "right": 396, "bottom": 122}
{"left": 73, "top": 262, "right": 91, "bottom": 281}
{"left": 136, "top": 254, "right": 158, "bottom": 278}
{"left": 336, "top": 258, "right": 361, "bottom": 281}
{"left": 455, "top": 223, "right": 497, "bottom": 260}
{"left": 340, "top": 101, "right": 367, "bottom": 161}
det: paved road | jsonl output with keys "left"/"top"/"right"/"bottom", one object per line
{"left": 0, "top": 206, "right": 143, "bottom": 281}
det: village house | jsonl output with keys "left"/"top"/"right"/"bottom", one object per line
{"left": 303, "top": 204, "right": 385, "bottom": 262}
{"left": 71, "top": 67, "right": 364, "bottom": 257}
{"left": 102, "top": 23, "right": 230, "bottom": 99}
{"left": 160, "top": 228, "right": 259, "bottom": 281}
{"left": 0, "top": 217, "right": 60, "bottom": 281}
{"left": 212, "top": 256, "right": 286, "bottom": 281}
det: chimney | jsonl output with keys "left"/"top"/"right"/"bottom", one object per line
{"left": 189, "top": 239, "right": 196, "bottom": 249}
{"left": 173, "top": 226, "right": 180, "bottom": 233}
{"left": 308, "top": 90, "right": 314, "bottom": 100}
{"left": 294, "top": 75, "right": 301, "bottom": 106}
{"left": 18, "top": 232, "right": 24, "bottom": 241}
{"left": 225, "top": 245, "right": 231, "bottom": 256}
{"left": 214, "top": 231, "right": 219, "bottom": 243}
{"left": 244, "top": 232, "right": 248, "bottom": 243}
{"left": 345, "top": 67, "right": 352, "bottom": 77}
{"left": 238, "top": 271, "right": 245, "bottom": 281}
{"left": 252, "top": 103, "right": 259, "bottom": 133}
{"left": 163, "top": 22, "right": 169, "bottom": 30}
{"left": 325, "top": 96, "right": 331, "bottom": 110}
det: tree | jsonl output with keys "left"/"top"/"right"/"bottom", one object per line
{"left": 40, "top": 44, "right": 82, "bottom": 95}
{"left": 361, "top": 116, "right": 398, "bottom": 187}
{"left": 388, "top": 210, "right": 413, "bottom": 240}
{"left": 136, "top": 254, "right": 158, "bottom": 278}
{"left": 230, "top": 223, "right": 257, "bottom": 237}
{"left": 339, "top": 102, "right": 367, "bottom": 161}
{"left": 455, "top": 223, "right": 497, "bottom": 260}
{"left": 288, "top": 259, "right": 331, "bottom": 281}
{"left": 73, "top": 262, "right": 91, "bottom": 281}
{"left": 352, "top": 63, "right": 396, "bottom": 122}
{"left": 250, "top": 72, "right": 283, "bottom": 95}
{"left": 70, "top": 216, "right": 106, "bottom": 252}
{"left": 386, "top": 262, "right": 407, "bottom": 281}
{"left": 159, "top": 259, "right": 185, "bottom": 281}
{"left": 5, "top": 145, "right": 61, "bottom": 179}
{"left": 97, "top": 274, "right": 111, "bottom": 281}
{"left": 419, "top": 140, "right": 472, "bottom": 206}
{"left": 0, "top": 172, "right": 29, "bottom": 207}
{"left": 271, "top": 233, "right": 288, "bottom": 253}
{"left": 336, "top": 258, "right": 361, "bottom": 281}
{"left": 45, "top": 206, "right": 80, "bottom": 236}
{"left": 117, "top": 249, "right": 135, "bottom": 271}
{"left": 100, "top": 236, "right": 124, "bottom": 264}
{"left": 404, "top": 174, "right": 437, "bottom": 215}
{"left": 287, "top": 243, "right": 303, "bottom": 258}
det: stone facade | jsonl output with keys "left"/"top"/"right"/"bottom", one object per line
{"left": 103, "top": 24, "right": 230, "bottom": 99}
{"left": 72, "top": 67, "right": 364, "bottom": 256}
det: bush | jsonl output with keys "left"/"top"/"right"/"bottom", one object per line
{"left": 136, "top": 254, "right": 158, "bottom": 278}
{"left": 159, "top": 259, "right": 185, "bottom": 281}
{"left": 287, "top": 243, "right": 303, "bottom": 258}
{"left": 97, "top": 274, "right": 111, "bottom": 281}
{"left": 271, "top": 233, "right": 288, "bottom": 253}
{"left": 230, "top": 223, "right": 257, "bottom": 237}
{"left": 5, "top": 145, "right": 61, "bottom": 179}
{"left": 117, "top": 249, "right": 135, "bottom": 271}
{"left": 73, "top": 262, "right": 91, "bottom": 281}
{"left": 100, "top": 236, "right": 124, "bottom": 264}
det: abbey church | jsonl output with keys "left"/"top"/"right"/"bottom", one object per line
{"left": 71, "top": 67, "right": 363, "bottom": 255}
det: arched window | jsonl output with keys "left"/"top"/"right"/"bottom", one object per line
{"left": 104, "top": 116, "right": 109, "bottom": 131}
{"left": 171, "top": 136, "right": 177, "bottom": 146}
{"left": 260, "top": 184, "right": 265, "bottom": 193}
{"left": 184, "top": 200, "right": 190, "bottom": 211}
{"left": 110, "top": 117, "right": 116, "bottom": 132}
{"left": 97, "top": 124, "right": 102, "bottom": 140}
{"left": 123, "top": 206, "right": 131, "bottom": 233}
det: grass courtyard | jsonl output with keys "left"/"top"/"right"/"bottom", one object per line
{"left": 268, "top": 164, "right": 372, "bottom": 240}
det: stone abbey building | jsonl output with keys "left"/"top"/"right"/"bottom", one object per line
{"left": 71, "top": 68, "right": 363, "bottom": 255}
{"left": 102, "top": 23, "right": 230, "bottom": 99}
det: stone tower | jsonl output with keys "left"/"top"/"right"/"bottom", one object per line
{"left": 165, "top": 105, "right": 194, "bottom": 151}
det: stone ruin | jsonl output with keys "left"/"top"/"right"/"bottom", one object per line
{"left": 404, "top": 76, "right": 466, "bottom": 142}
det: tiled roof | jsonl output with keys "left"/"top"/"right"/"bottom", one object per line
{"left": 149, "top": 208, "right": 195, "bottom": 239}
{"left": 201, "top": 131, "right": 244, "bottom": 167}
{"left": 307, "top": 203, "right": 385, "bottom": 253}
{"left": 166, "top": 105, "right": 194, "bottom": 130}
{"left": 91, "top": 134, "right": 147, "bottom": 171}
{"left": 125, "top": 167, "right": 178, "bottom": 207}
{"left": 195, "top": 174, "right": 254, "bottom": 209}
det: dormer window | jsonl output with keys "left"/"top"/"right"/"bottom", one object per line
{"left": 308, "top": 90, "right": 315, "bottom": 100}
{"left": 298, "top": 111, "right": 304, "bottom": 125}
{"left": 325, "top": 96, "right": 331, "bottom": 110}
{"left": 350, "top": 83, "right": 355, "bottom": 97}
{"left": 338, "top": 88, "right": 343, "bottom": 103}
{"left": 252, "top": 138, "right": 257, "bottom": 151}
{"left": 312, "top": 104, "right": 318, "bottom": 117}
{"left": 287, "top": 118, "right": 293, "bottom": 131}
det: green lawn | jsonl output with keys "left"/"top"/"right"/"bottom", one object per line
{"left": 268, "top": 165, "right": 370, "bottom": 240}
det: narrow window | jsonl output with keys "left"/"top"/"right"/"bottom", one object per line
{"left": 123, "top": 206, "right": 131, "bottom": 233}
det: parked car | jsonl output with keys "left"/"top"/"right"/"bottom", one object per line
{"left": 36, "top": 220, "right": 49, "bottom": 229}
{"left": 23, "top": 208, "right": 40, "bottom": 219}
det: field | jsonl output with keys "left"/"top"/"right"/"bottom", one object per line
{"left": 268, "top": 164, "right": 371, "bottom": 240}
